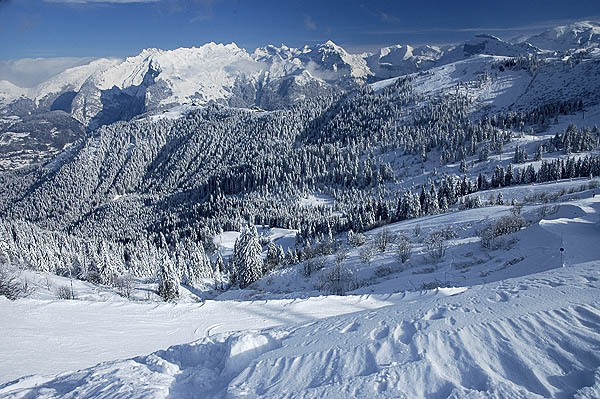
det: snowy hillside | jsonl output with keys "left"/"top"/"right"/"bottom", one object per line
{"left": 1, "top": 193, "right": 599, "bottom": 398}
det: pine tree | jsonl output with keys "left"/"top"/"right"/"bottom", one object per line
{"left": 184, "top": 240, "right": 210, "bottom": 286}
{"left": 276, "top": 245, "right": 285, "bottom": 266}
{"left": 265, "top": 240, "right": 279, "bottom": 273}
{"left": 213, "top": 251, "right": 226, "bottom": 290}
{"left": 505, "top": 164, "right": 514, "bottom": 186}
{"left": 235, "top": 225, "right": 263, "bottom": 288}
{"left": 158, "top": 254, "right": 180, "bottom": 301}
{"left": 427, "top": 184, "right": 440, "bottom": 215}
{"left": 285, "top": 248, "right": 298, "bottom": 265}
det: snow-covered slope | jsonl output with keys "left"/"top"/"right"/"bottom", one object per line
{"left": 1, "top": 193, "right": 599, "bottom": 398}
{"left": 2, "top": 261, "right": 599, "bottom": 398}
{"left": 372, "top": 48, "right": 600, "bottom": 116}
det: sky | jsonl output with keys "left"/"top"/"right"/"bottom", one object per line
{"left": 0, "top": 0, "right": 598, "bottom": 62}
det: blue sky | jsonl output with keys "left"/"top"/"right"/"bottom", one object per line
{"left": 1, "top": 0, "right": 599, "bottom": 60}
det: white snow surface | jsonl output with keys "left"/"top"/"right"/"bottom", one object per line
{"left": 1, "top": 264, "right": 598, "bottom": 398}
{"left": 1, "top": 194, "right": 599, "bottom": 398}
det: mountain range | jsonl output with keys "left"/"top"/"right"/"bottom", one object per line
{"left": 0, "top": 20, "right": 599, "bottom": 170}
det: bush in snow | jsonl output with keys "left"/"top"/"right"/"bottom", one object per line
{"left": 537, "top": 205, "right": 560, "bottom": 218}
{"left": 323, "top": 252, "right": 354, "bottom": 296}
{"left": 439, "top": 226, "right": 459, "bottom": 240}
{"left": 0, "top": 262, "right": 31, "bottom": 300}
{"left": 479, "top": 215, "right": 526, "bottom": 249}
{"left": 375, "top": 229, "right": 396, "bottom": 252}
{"left": 424, "top": 231, "right": 448, "bottom": 262}
{"left": 325, "top": 264, "right": 354, "bottom": 296}
{"left": 413, "top": 224, "right": 421, "bottom": 237}
{"left": 511, "top": 202, "right": 523, "bottom": 216}
{"left": 359, "top": 244, "right": 377, "bottom": 267}
{"left": 395, "top": 234, "right": 412, "bottom": 264}
{"left": 115, "top": 274, "right": 135, "bottom": 298}
{"left": 55, "top": 285, "right": 75, "bottom": 300}
{"left": 347, "top": 230, "right": 366, "bottom": 248}
{"left": 303, "top": 257, "right": 326, "bottom": 277}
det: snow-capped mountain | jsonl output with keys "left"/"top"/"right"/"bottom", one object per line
{"left": 524, "top": 21, "right": 600, "bottom": 52}
{"left": 365, "top": 44, "right": 443, "bottom": 79}
{"left": 0, "top": 34, "right": 550, "bottom": 131}
{"left": 1, "top": 20, "right": 599, "bottom": 170}
{"left": 1, "top": 34, "right": 544, "bottom": 129}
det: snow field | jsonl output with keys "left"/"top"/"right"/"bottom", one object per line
{"left": 2, "top": 262, "right": 598, "bottom": 398}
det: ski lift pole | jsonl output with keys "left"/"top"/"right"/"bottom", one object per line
{"left": 560, "top": 233, "right": 565, "bottom": 268}
{"left": 560, "top": 247, "right": 565, "bottom": 267}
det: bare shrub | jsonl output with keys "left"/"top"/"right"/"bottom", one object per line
{"left": 359, "top": 244, "right": 377, "bottom": 267}
{"left": 348, "top": 231, "right": 367, "bottom": 248}
{"left": 303, "top": 257, "right": 326, "bottom": 277}
{"left": 324, "top": 263, "right": 355, "bottom": 296}
{"left": 480, "top": 215, "right": 526, "bottom": 249}
{"left": 438, "top": 226, "right": 458, "bottom": 240}
{"left": 55, "top": 285, "right": 75, "bottom": 300}
{"left": 524, "top": 191, "right": 560, "bottom": 204}
{"left": 420, "top": 280, "right": 443, "bottom": 290}
{"left": 335, "top": 249, "right": 348, "bottom": 266}
{"left": 424, "top": 231, "right": 447, "bottom": 262}
{"left": 395, "top": 234, "right": 412, "bottom": 264}
{"left": 115, "top": 274, "right": 135, "bottom": 298}
{"left": 510, "top": 202, "right": 523, "bottom": 216}
{"left": 537, "top": 205, "right": 559, "bottom": 218}
{"left": 0, "top": 263, "right": 32, "bottom": 300}
{"left": 375, "top": 229, "right": 396, "bottom": 252}
{"left": 413, "top": 224, "right": 422, "bottom": 237}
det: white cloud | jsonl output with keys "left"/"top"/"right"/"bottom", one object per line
{"left": 0, "top": 57, "right": 96, "bottom": 87}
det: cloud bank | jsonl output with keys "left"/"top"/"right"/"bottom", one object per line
{"left": 0, "top": 57, "right": 96, "bottom": 87}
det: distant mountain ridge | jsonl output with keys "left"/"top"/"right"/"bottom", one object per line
{"left": 2, "top": 21, "right": 597, "bottom": 126}
{"left": 0, "top": 20, "right": 598, "bottom": 170}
